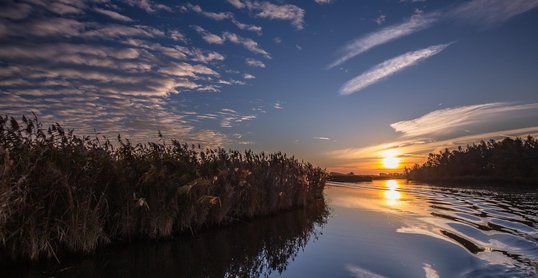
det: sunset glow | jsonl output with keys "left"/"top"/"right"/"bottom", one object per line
{"left": 381, "top": 150, "right": 401, "bottom": 169}
{"left": 0, "top": 0, "right": 537, "bottom": 174}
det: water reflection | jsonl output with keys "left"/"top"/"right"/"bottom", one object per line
{"left": 329, "top": 180, "right": 538, "bottom": 277}
{"left": 5, "top": 199, "right": 329, "bottom": 278}
{"left": 384, "top": 179, "right": 401, "bottom": 206}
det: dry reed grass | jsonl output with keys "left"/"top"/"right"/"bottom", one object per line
{"left": 0, "top": 115, "right": 327, "bottom": 262}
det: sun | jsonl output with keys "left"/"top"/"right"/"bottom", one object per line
{"left": 381, "top": 149, "right": 401, "bottom": 169}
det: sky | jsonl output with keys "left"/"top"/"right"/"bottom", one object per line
{"left": 1, "top": 0, "right": 538, "bottom": 174}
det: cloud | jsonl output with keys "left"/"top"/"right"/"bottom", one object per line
{"left": 391, "top": 102, "right": 538, "bottom": 138}
{"left": 245, "top": 58, "right": 266, "bottom": 68}
{"left": 168, "top": 30, "right": 185, "bottom": 41}
{"left": 222, "top": 32, "right": 271, "bottom": 58}
{"left": 329, "top": 103, "right": 538, "bottom": 173}
{"left": 216, "top": 109, "right": 256, "bottom": 128}
{"left": 0, "top": 17, "right": 86, "bottom": 38}
{"left": 0, "top": 1, "right": 32, "bottom": 20}
{"left": 123, "top": 0, "right": 172, "bottom": 13}
{"left": 328, "top": 13, "right": 439, "bottom": 68}
{"left": 374, "top": 14, "right": 386, "bottom": 25}
{"left": 450, "top": 0, "right": 538, "bottom": 25}
{"left": 191, "top": 26, "right": 270, "bottom": 58}
{"left": 314, "top": 136, "right": 331, "bottom": 140}
{"left": 243, "top": 73, "right": 255, "bottom": 79}
{"left": 227, "top": 0, "right": 305, "bottom": 30}
{"left": 28, "top": 0, "right": 87, "bottom": 15}
{"left": 315, "top": 0, "right": 335, "bottom": 5}
{"left": 339, "top": 43, "right": 450, "bottom": 95}
{"left": 158, "top": 62, "right": 219, "bottom": 78}
{"left": 227, "top": 0, "right": 246, "bottom": 9}
{"left": 346, "top": 265, "right": 386, "bottom": 278}
{"left": 423, "top": 264, "right": 440, "bottom": 278}
{"left": 191, "top": 25, "right": 226, "bottom": 44}
{"left": 0, "top": 0, "right": 265, "bottom": 149}
{"left": 329, "top": 0, "right": 538, "bottom": 69}
{"left": 94, "top": 8, "right": 133, "bottom": 22}
{"left": 273, "top": 102, "right": 283, "bottom": 109}
{"left": 183, "top": 3, "right": 262, "bottom": 34}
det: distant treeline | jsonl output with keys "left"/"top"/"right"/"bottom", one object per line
{"left": 406, "top": 136, "right": 538, "bottom": 185}
{"left": 328, "top": 172, "right": 406, "bottom": 183}
{"left": 328, "top": 172, "right": 373, "bottom": 182}
{"left": 0, "top": 115, "right": 327, "bottom": 262}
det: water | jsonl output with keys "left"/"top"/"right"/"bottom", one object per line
{"left": 5, "top": 180, "right": 538, "bottom": 277}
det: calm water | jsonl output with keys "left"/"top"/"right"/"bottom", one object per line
{"left": 5, "top": 180, "right": 538, "bottom": 277}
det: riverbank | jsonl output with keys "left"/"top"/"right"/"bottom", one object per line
{"left": 0, "top": 116, "right": 327, "bottom": 262}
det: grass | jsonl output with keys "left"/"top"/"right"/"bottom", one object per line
{"left": 0, "top": 115, "right": 327, "bottom": 262}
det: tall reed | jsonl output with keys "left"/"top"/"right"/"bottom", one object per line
{"left": 0, "top": 115, "right": 327, "bottom": 262}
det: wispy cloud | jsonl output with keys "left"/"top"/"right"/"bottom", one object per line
{"left": 191, "top": 25, "right": 225, "bottom": 44}
{"left": 346, "top": 265, "right": 386, "bottom": 278}
{"left": 243, "top": 73, "right": 255, "bottom": 79}
{"left": 273, "top": 102, "right": 283, "bottom": 109}
{"left": 314, "top": 136, "right": 331, "bottom": 140}
{"left": 182, "top": 3, "right": 262, "bottom": 34}
{"left": 227, "top": 0, "right": 305, "bottom": 30}
{"left": 315, "top": 0, "right": 335, "bottom": 5}
{"left": 328, "top": 13, "right": 439, "bottom": 69}
{"left": 245, "top": 58, "right": 266, "bottom": 68}
{"left": 94, "top": 8, "right": 133, "bottom": 22}
{"left": 391, "top": 102, "right": 538, "bottom": 138}
{"left": 123, "top": 0, "right": 172, "bottom": 13}
{"left": 222, "top": 32, "right": 271, "bottom": 58}
{"left": 450, "top": 0, "right": 538, "bottom": 25}
{"left": 423, "top": 264, "right": 440, "bottom": 278}
{"left": 329, "top": 0, "right": 538, "bottom": 69}
{"left": 217, "top": 109, "right": 256, "bottom": 128}
{"left": 339, "top": 43, "right": 450, "bottom": 95}
{"left": 192, "top": 26, "right": 271, "bottom": 58}
{"left": 374, "top": 14, "right": 386, "bottom": 25}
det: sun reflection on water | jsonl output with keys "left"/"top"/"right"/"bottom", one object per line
{"left": 384, "top": 179, "right": 401, "bottom": 206}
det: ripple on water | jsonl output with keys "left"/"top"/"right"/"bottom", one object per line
{"left": 382, "top": 182, "right": 538, "bottom": 277}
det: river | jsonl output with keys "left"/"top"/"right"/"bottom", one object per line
{"left": 5, "top": 180, "right": 538, "bottom": 277}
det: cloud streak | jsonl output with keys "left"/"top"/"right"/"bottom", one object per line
{"left": 227, "top": 0, "right": 305, "bottom": 30}
{"left": 182, "top": 3, "right": 262, "bottom": 34}
{"left": 450, "top": 0, "right": 538, "bottom": 25}
{"left": 339, "top": 43, "right": 450, "bottom": 95}
{"left": 391, "top": 102, "right": 538, "bottom": 138}
{"left": 192, "top": 26, "right": 271, "bottom": 58}
{"left": 329, "top": 0, "right": 538, "bottom": 69}
{"left": 94, "top": 8, "right": 133, "bottom": 22}
{"left": 245, "top": 58, "right": 266, "bottom": 68}
{"left": 328, "top": 13, "right": 439, "bottom": 69}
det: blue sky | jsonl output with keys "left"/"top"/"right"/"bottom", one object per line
{"left": 1, "top": 0, "right": 538, "bottom": 173}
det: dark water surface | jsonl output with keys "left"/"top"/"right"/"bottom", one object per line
{"left": 5, "top": 180, "right": 538, "bottom": 277}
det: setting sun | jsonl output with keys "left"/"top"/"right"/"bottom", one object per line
{"left": 381, "top": 150, "right": 401, "bottom": 169}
